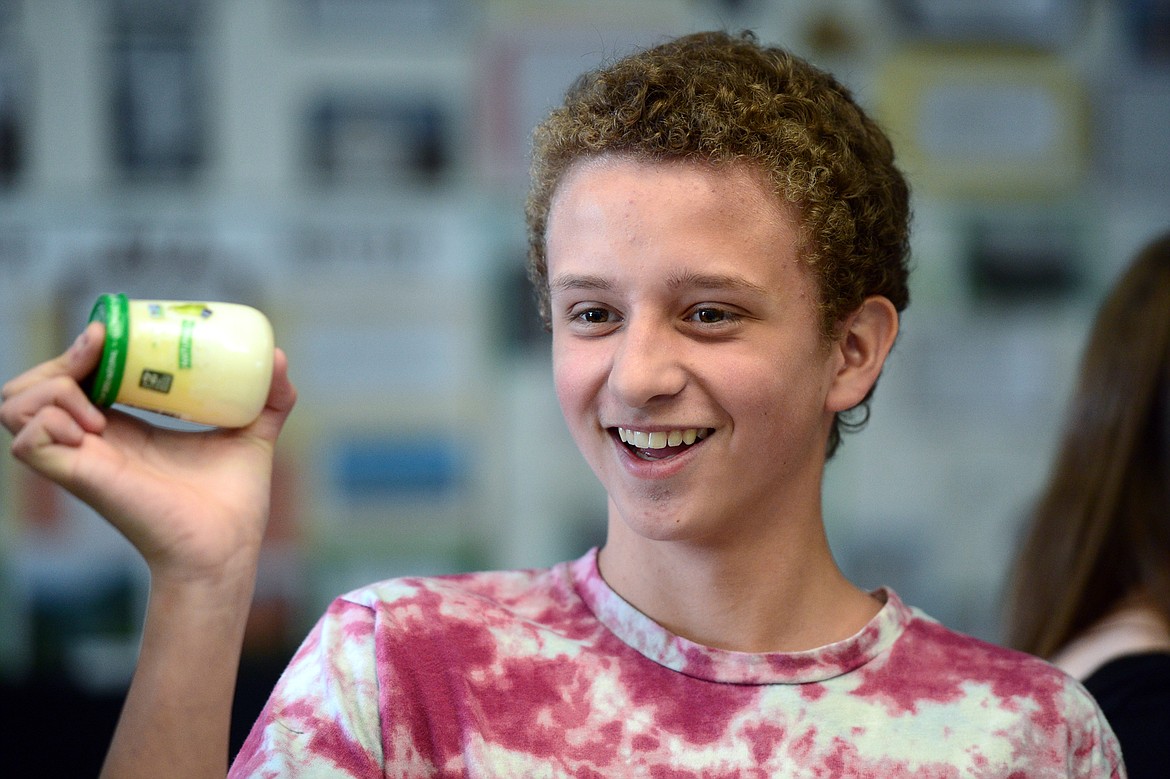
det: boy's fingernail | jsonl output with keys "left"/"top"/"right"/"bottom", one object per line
{"left": 69, "top": 330, "right": 87, "bottom": 354}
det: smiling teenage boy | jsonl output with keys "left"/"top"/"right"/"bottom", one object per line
{"left": 1, "top": 30, "right": 1123, "bottom": 778}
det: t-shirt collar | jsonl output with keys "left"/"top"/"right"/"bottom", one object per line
{"left": 569, "top": 546, "right": 911, "bottom": 685}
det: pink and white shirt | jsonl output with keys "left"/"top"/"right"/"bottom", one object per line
{"left": 232, "top": 548, "right": 1124, "bottom": 777}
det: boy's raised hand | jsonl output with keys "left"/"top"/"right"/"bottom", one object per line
{"left": 0, "top": 320, "right": 298, "bottom": 581}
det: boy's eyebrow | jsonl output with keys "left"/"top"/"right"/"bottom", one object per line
{"left": 549, "top": 274, "right": 613, "bottom": 294}
{"left": 550, "top": 270, "right": 771, "bottom": 296}
{"left": 665, "top": 269, "right": 770, "bottom": 296}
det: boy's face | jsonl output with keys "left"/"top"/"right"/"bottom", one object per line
{"left": 547, "top": 156, "right": 845, "bottom": 544}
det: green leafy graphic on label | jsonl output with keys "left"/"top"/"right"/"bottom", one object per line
{"left": 139, "top": 369, "right": 173, "bottom": 394}
{"left": 169, "top": 303, "right": 213, "bottom": 318}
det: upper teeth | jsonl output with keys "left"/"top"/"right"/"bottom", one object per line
{"left": 618, "top": 427, "right": 709, "bottom": 449}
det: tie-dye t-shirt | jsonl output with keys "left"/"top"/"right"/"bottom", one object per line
{"left": 231, "top": 548, "right": 1124, "bottom": 777}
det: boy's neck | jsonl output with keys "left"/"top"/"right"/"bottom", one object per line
{"left": 597, "top": 518, "right": 881, "bottom": 654}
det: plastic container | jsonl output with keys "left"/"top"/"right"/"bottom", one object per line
{"left": 84, "top": 293, "right": 275, "bottom": 428}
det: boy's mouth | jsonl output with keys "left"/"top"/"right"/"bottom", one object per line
{"left": 615, "top": 426, "right": 711, "bottom": 461}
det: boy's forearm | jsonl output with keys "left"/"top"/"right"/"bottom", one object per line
{"left": 100, "top": 565, "right": 259, "bottom": 779}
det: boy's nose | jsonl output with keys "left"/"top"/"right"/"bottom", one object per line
{"left": 607, "top": 319, "right": 687, "bottom": 407}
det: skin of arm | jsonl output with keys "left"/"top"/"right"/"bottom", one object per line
{"left": 0, "top": 321, "right": 298, "bottom": 778}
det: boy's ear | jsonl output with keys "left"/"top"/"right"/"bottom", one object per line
{"left": 825, "top": 295, "right": 899, "bottom": 413}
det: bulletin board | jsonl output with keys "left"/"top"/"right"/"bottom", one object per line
{"left": 875, "top": 46, "right": 1088, "bottom": 198}
{"left": 269, "top": 196, "right": 503, "bottom": 609}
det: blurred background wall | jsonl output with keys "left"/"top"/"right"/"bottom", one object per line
{"left": 0, "top": 0, "right": 1168, "bottom": 771}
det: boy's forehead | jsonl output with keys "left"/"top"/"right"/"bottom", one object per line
{"left": 550, "top": 155, "right": 797, "bottom": 228}
{"left": 549, "top": 161, "right": 806, "bottom": 279}
{"left": 547, "top": 159, "right": 814, "bottom": 300}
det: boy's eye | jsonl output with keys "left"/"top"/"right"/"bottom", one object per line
{"left": 690, "top": 308, "right": 728, "bottom": 323}
{"left": 567, "top": 306, "right": 618, "bottom": 326}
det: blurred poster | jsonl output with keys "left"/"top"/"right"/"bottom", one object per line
{"left": 884, "top": 0, "right": 1087, "bottom": 47}
{"left": 0, "top": 55, "right": 23, "bottom": 185}
{"left": 301, "top": 0, "right": 472, "bottom": 38}
{"left": 110, "top": 0, "right": 206, "bottom": 179}
{"left": 1124, "top": 0, "right": 1170, "bottom": 63}
{"left": 306, "top": 93, "right": 451, "bottom": 186}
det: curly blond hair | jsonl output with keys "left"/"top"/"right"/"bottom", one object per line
{"left": 525, "top": 30, "right": 911, "bottom": 456}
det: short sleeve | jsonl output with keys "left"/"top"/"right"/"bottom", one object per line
{"left": 1066, "top": 681, "right": 1127, "bottom": 779}
{"left": 229, "top": 597, "right": 384, "bottom": 777}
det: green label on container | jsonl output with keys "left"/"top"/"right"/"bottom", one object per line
{"left": 179, "top": 319, "right": 195, "bottom": 369}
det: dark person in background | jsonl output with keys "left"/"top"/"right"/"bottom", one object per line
{"left": 1004, "top": 230, "right": 1170, "bottom": 777}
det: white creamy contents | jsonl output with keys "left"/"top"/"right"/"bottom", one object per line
{"left": 116, "top": 300, "right": 274, "bottom": 428}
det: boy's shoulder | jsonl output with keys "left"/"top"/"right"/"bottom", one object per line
{"left": 871, "top": 601, "right": 1102, "bottom": 721}
{"left": 333, "top": 560, "right": 579, "bottom": 625}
